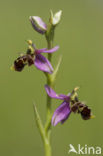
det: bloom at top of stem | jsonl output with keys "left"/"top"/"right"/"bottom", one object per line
{"left": 29, "top": 10, "right": 62, "bottom": 35}
{"left": 45, "top": 85, "right": 94, "bottom": 126}
{"left": 12, "top": 42, "right": 59, "bottom": 74}
{"left": 50, "top": 10, "right": 62, "bottom": 26}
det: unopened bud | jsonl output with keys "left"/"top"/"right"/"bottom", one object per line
{"left": 50, "top": 10, "right": 62, "bottom": 26}
{"left": 29, "top": 16, "right": 47, "bottom": 34}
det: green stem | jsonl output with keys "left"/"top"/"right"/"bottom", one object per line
{"left": 44, "top": 39, "right": 53, "bottom": 156}
{"left": 47, "top": 40, "right": 53, "bottom": 62}
{"left": 44, "top": 140, "right": 52, "bottom": 156}
{"left": 47, "top": 92, "right": 52, "bottom": 120}
{"left": 46, "top": 39, "right": 53, "bottom": 121}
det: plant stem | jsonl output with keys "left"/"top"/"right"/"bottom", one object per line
{"left": 44, "top": 140, "right": 52, "bottom": 156}
{"left": 46, "top": 39, "right": 53, "bottom": 121}
{"left": 44, "top": 39, "right": 53, "bottom": 156}
{"left": 47, "top": 40, "right": 53, "bottom": 62}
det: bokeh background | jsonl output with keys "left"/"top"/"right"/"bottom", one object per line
{"left": 0, "top": 0, "right": 103, "bottom": 155}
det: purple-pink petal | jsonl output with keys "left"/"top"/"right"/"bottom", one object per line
{"left": 35, "top": 46, "right": 59, "bottom": 54}
{"left": 34, "top": 54, "right": 53, "bottom": 73}
{"left": 35, "top": 48, "right": 47, "bottom": 53}
{"left": 33, "top": 16, "right": 47, "bottom": 30}
{"left": 40, "top": 46, "right": 59, "bottom": 53}
{"left": 52, "top": 101, "right": 71, "bottom": 126}
{"left": 45, "top": 85, "right": 70, "bottom": 100}
{"left": 30, "top": 16, "right": 47, "bottom": 34}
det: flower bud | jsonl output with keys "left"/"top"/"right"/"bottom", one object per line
{"left": 29, "top": 16, "right": 47, "bottom": 34}
{"left": 50, "top": 10, "right": 62, "bottom": 26}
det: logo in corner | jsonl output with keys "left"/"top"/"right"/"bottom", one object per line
{"left": 68, "top": 144, "right": 77, "bottom": 154}
{"left": 68, "top": 144, "right": 102, "bottom": 155}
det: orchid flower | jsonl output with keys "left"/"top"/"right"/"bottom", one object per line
{"left": 13, "top": 44, "right": 59, "bottom": 74}
{"left": 45, "top": 85, "right": 93, "bottom": 126}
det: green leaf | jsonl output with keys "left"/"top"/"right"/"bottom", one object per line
{"left": 33, "top": 103, "right": 45, "bottom": 142}
{"left": 51, "top": 55, "right": 62, "bottom": 82}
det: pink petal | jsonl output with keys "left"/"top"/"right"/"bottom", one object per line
{"left": 34, "top": 54, "right": 53, "bottom": 73}
{"left": 52, "top": 101, "right": 71, "bottom": 126}
{"left": 45, "top": 85, "right": 70, "bottom": 100}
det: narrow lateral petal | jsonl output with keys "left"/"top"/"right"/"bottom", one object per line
{"left": 35, "top": 46, "right": 59, "bottom": 54}
{"left": 41, "top": 46, "right": 59, "bottom": 53}
{"left": 35, "top": 48, "right": 47, "bottom": 53}
{"left": 45, "top": 85, "right": 70, "bottom": 100}
{"left": 34, "top": 54, "right": 53, "bottom": 73}
{"left": 52, "top": 101, "right": 71, "bottom": 126}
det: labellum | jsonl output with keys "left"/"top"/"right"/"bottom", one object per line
{"left": 13, "top": 49, "right": 35, "bottom": 72}
{"left": 71, "top": 97, "right": 92, "bottom": 120}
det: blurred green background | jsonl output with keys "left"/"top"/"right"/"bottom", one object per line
{"left": 0, "top": 0, "right": 103, "bottom": 155}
